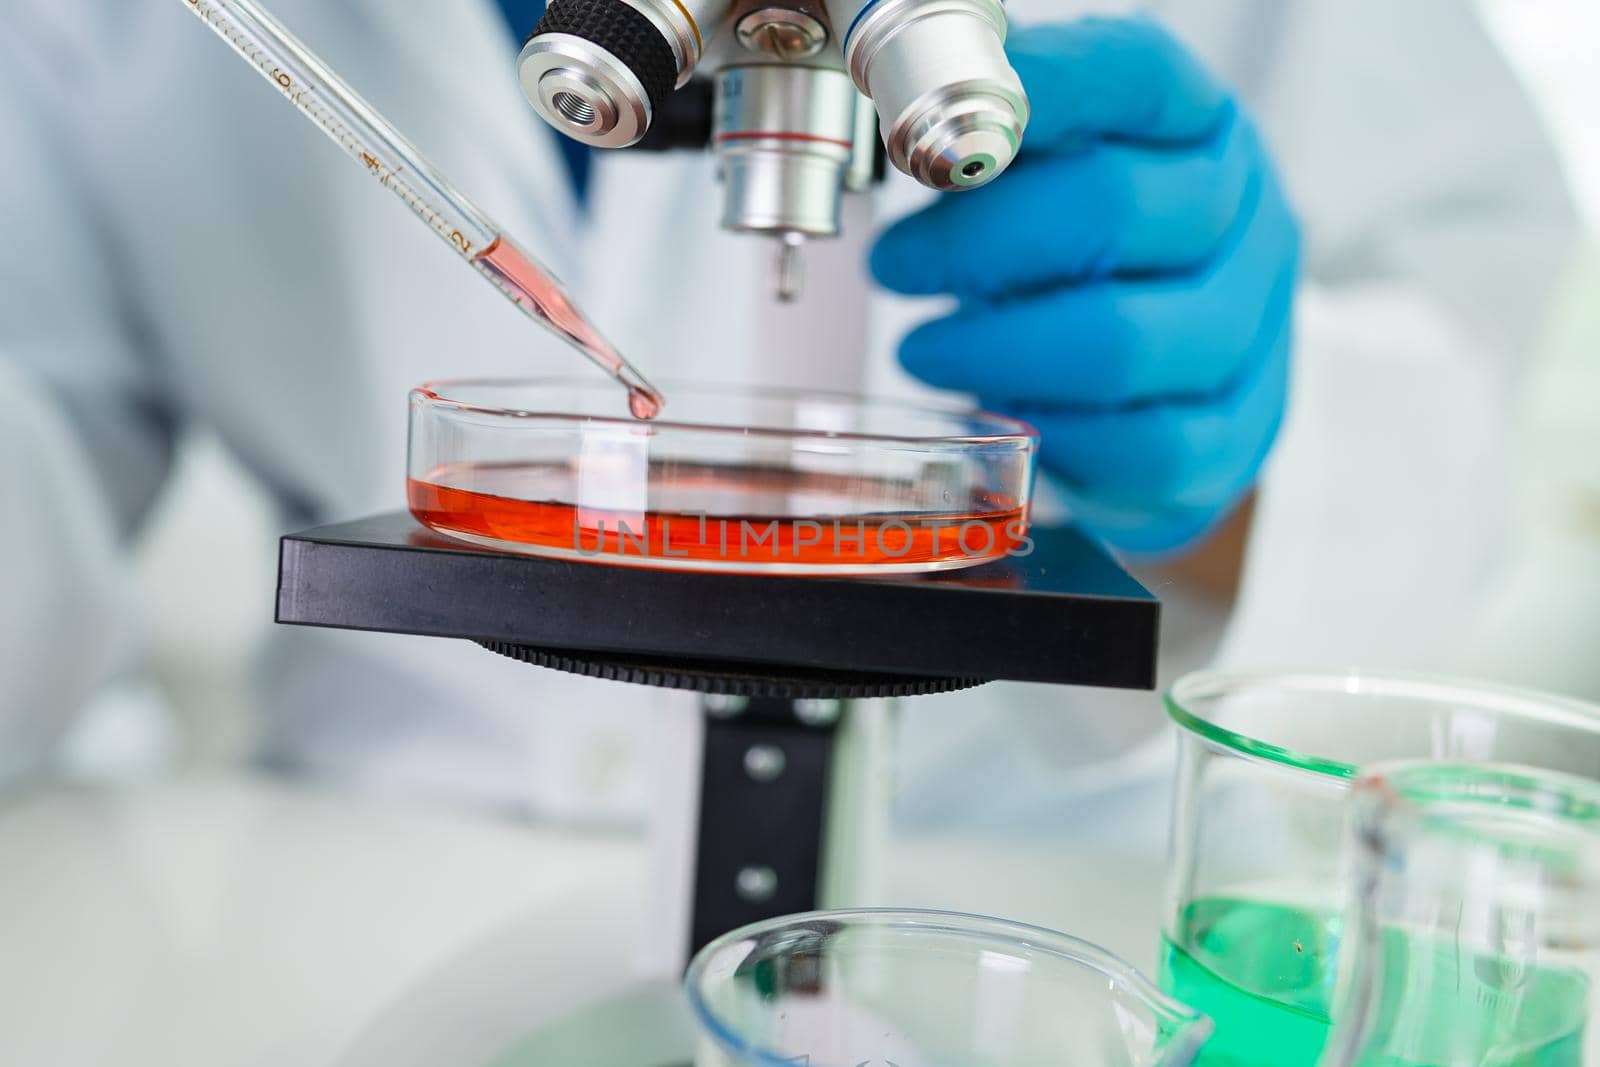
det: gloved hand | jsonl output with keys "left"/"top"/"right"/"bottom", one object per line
{"left": 870, "top": 18, "right": 1300, "bottom": 555}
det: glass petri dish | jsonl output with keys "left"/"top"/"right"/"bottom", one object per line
{"left": 407, "top": 379, "right": 1038, "bottom": 575}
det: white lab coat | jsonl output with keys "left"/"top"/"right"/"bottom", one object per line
{"left": 0, "top": 0, "right": 1576, "bottom": 825}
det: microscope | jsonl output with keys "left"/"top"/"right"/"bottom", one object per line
{"left": 513, "top": 0, "right": 1030, "bottom": 296}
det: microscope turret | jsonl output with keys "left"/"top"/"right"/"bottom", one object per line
{"left": 515, "top": 0, "right": 1028, "bottom": 297}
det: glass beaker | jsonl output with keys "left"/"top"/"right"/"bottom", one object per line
{"left": 1321, "top": 761, "right": 1600, "bottom": 1067}
{"left": 685, "top": 908, "right": 1213, "bottom": 1067}
{"left": 1162, "top": 673, "right": 1600, "bottom": 1067}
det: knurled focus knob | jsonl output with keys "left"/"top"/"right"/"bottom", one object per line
{"left": 518, "top": 0, "right": 679, "bottom": 148}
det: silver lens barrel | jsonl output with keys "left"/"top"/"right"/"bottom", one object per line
{"left": 713, "top": 64, "right": 859, "bottom": 237}
{"left": 835, "top": 0, "right": 1027, "bottom": 190}
{"left": 519, "top": 33, "right": 656, "bottom": 147}
{"left": 518, "top": 0, "right": 729, "bottom": 147}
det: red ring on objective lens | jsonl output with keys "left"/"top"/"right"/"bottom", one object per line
{"left": 715, "top": 131, "right": 855, "bottom": 148}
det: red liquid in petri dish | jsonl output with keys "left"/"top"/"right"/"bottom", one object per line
{"left": 408, "top": 461, "right": 1028, "bottom": 571}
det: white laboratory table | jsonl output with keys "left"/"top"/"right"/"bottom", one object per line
{"left": 0, "top": 775, "right": 1164, "bottom": 1067}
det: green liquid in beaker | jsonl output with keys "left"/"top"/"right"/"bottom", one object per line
{"left": 1161, "top": 897, "right": 1589, "bottom": 1067}
{"left": 1161, "top": 898, "right": 1338, "bottom": 1067}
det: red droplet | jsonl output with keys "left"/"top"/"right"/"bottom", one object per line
{"left": 629, "top": 387, "right": 663, "bottom": 421}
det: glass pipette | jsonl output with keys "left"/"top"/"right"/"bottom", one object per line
{"left": 178, "top": 0, "right": 664, "bottom": 420}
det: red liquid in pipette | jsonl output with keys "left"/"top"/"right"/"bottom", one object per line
{"left": 473, "top": 237, "right": 663, "bottom": 421}
{"left": 408, "top": 461, "right": 1028, "bottom": 570}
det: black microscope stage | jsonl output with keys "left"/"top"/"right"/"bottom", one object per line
{"left": 276, "top": 512, "right": 1160, "bottom": 698}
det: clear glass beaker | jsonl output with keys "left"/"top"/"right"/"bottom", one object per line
{"left": 685, "top": 908, "right": 1213, "bottom": 1067}
{"left": 1321, "top": 761, "right": 1600, "bottom": 1067}
{"left": 1162, "top": 672, "right": 1600, "bottom": 1067}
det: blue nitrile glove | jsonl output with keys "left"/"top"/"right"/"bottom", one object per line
{"left": 870, "top": 18, "right": 1300, "bottom": 556}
